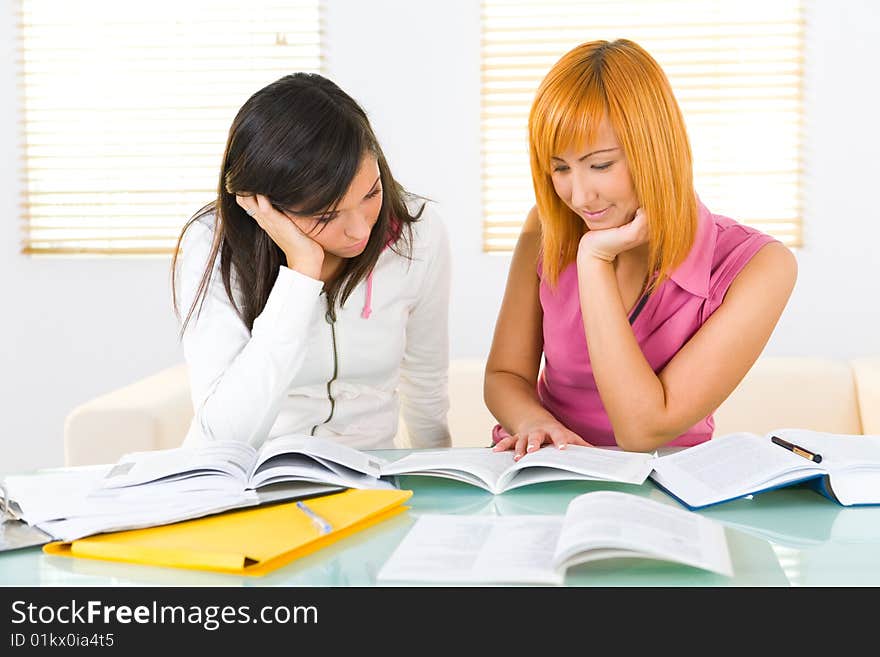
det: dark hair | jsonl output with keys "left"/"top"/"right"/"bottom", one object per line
{"left": 171, "top": 73, "right": 422, "bottom": 333}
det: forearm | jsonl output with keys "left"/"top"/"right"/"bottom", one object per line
{"left": 578, "top": 259, "right": 674, "bottom": 451}
{"left": 190, "top": 331, "right": 307, "bottom": 446}
{"left": 186, "top": 267, "right": 323, "bottom": 445}
{"left": 194, "top": 375, "right": 284, "bottom": 445}
{"left": 484, "top": 370, "right": 561, "bottom": 435}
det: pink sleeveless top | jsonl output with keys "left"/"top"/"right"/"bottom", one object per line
{"left": 493, "top": 202, "right": 777, "bottom": 448}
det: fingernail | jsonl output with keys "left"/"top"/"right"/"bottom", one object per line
{"left": 526, "top": 445, "right": 535, "bottom": 452}
{"left": 558, "top": 444, "right": 567, "bottom": 450}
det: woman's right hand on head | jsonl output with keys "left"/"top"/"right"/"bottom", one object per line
{"left": 236, "top": 194, "right": 325, "bottom": 280}
{"left": 492, "top": 420, "right": 592, "bottom": 461}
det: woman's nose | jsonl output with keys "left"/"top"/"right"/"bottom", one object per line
{"left": 570, "top": 171, "right": 596, "bottom": 208}
{"left": 345, "top": 211, "right": 372, "bottom": 240}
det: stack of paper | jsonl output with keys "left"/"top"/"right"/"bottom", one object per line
{"left": 3, "top": 465, "right": 258, "bottom": 542}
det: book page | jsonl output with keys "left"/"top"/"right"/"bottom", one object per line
{"left": 649, "top": 432, "right": 826, "bottom": 508}
{"left": 252, "top": 434, "right": 387, "bottom": 481}
{"left": 766, "top": 431, "right": 880, "bottom": 506}
{"left": 4, "top": 467, "right": 113, "bottom": 524}
{"left": 379, "top": 448, "right": 516, "bottom": 493}
{"left": 823, "top": 470, "right": 880, "bottom": 506}
{"left": 4, "top": 466, "right": 258, "bottom": 543}
{"left": 249, "top": 435, "right": 390, "bottom": 490}
{"left": 772, "top": 429, "right": 880, "bottom": 469}
{"left": 554, "top": 491, "right": 733, "bottom": 577}
{"left": 376, "top": 515, "right": 564, "bottom": 584}
{"left": 9, "top": 473, "right": 245, "bottom": 526}
{"left": 100, "top": 441, "right": 256, "bottom": 489}
{"left": 499, "top": 445, "right": 654, "bottom": 491}
{"left": 37, "top": 489, "right": 258, "bottom": 543}
{"left": 248, "top": 453, "right": 395, "bottom": 491}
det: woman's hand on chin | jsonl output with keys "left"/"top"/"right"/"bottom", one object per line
{"left": 577, "top": 207, "right": 649, "bottom": 265}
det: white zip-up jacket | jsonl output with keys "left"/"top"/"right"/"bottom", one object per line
{"left": 176, "top": 200, "right": 451, "bottom": 451}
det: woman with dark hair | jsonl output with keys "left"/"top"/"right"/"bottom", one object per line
{"left": 171, "top": 73, "right": 451, "bottom": 450}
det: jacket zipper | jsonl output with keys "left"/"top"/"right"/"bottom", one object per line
{"left": 310, "top": 300, "right": 339, "bottom": 435}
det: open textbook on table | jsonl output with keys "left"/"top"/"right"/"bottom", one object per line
{"left": 2, "top": 436, "right": 653, "bottom": 544}
{"left": 376, "top": 490, "right": 733, "bottom": 584}
{"left": 102, "top": 435, "right": 393, "bottom": 492}
{"left": 650, "top": 429, "right": 880, "bottom": 509}
{"left": 380, "top": 445, "right": 654, "bottom": 493}
{"left": 2, "top": 462, "right": 344, "bottom": 544}
{"left": 104, "top": 437, "right": 655, "bottom": 495}
{"left": 3, "top": 437, "right": 370, "bottom": 545}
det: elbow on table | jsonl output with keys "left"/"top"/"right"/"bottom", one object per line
{"left": 612, "top": 426, "right": 679, "bottom": 453}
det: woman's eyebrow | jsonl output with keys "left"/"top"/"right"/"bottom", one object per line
{"left": 363, "top": 175, "right": 382, "bottom": 198}
{"left": 284, "top": 206, "right": 338, "bottom": 220}
{"left": 551, "top": 147, "right": 619, "bottom": 162}
{"left": 289, "top": 174, "right": 382, "bottom": 219}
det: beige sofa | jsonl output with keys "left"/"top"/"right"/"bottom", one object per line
{"left": 63, "top": 356, "right": 880, "bottom": 466}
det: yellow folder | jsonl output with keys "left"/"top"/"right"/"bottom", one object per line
{"left": 43, "top": 488, "right": 412, "bottom": 576}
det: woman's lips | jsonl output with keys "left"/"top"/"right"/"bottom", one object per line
{"left": 343, "top": 238, "right": 369, "bottom": 253}
{"left": 581, "top": 206, "right": 610, "bottom": 220}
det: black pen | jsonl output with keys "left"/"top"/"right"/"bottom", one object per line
{"left": 770, "top": 435, "right": 823, "bottom": 463}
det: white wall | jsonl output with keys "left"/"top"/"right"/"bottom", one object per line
{"left": 1, "top": 0, "right": 878, "bottom": 475}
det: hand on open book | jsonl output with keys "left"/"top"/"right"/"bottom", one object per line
{"left": 493, "top": 420, "right": 592, "bottom": 461}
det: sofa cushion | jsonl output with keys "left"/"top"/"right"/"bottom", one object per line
{"left": 712, "top": 356, "right": 862, "bottom": 437}
{"left": 852, "top": 357, "right": 880, "bottom": 435}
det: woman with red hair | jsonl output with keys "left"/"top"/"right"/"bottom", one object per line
{"left": 485, "top": 39, "right": 797, "bottom": 458}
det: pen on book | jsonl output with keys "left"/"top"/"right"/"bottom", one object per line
{"left": 770, "top": 435, "right": 823, "bottom": 463}
{"left": 296, "top": 501, "right": 333, "bottom": 535}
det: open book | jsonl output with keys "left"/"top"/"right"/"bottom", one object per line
{"left": 5, "top": 438, "right": 655, "bottom": 544}
{"left": 2, "top": 435, "right": 378, "bottom": 544}
{"left": 2, "top": 462, "right": 346, "bottom": 544}
{"left": 103, "top": 435, "right": 393, "bottom": 493}
{"left": 109, "top": 439, "right": 653, "bottom": 496}
{"left": 380, "top": 445, "right": 654, "bottom": 493}
{"left": 376, "top": 490, "right": 733, "bottom": 584}
{"left": 650, "top": 429, "right": 880, "bottom": 509}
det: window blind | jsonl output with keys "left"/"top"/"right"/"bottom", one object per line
{"left": 481, "top": 0, "right": 804, "bottom": 253}
{"left": 16, "top": 0, "right": 323, "bottom": 255}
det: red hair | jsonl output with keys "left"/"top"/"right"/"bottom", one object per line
{"left": 529, "top": 39, "right": 697, "bottom": 290}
